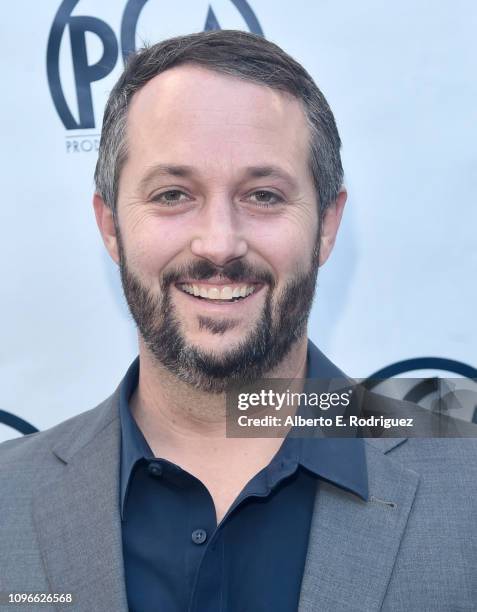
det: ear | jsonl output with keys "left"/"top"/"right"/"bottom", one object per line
{"left": 93, "top": 193, "right": 120, "bottom": 264}
{"left": 318, "top": 188, "right": 347, "bottom": 267}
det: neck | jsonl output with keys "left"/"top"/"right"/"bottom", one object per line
{"left": 130, "top": 335, "right": 308, "bottom": 455}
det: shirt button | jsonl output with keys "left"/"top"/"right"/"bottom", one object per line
{"left": 148, "top": 461, "right": 163, "bottom": 478}
{"left": 191, "top": 529, "right": 207, "bottom": 545}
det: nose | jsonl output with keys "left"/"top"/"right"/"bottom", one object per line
{"left": 190, "top": 196, "right": 248, "bottom": 266}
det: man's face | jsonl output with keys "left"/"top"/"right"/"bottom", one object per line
{"left": 100, "top": 65, "right": 336, "bottom": 392}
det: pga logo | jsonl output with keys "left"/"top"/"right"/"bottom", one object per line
{"left": 47, "top": 0, "right": 264, "bottom": 131}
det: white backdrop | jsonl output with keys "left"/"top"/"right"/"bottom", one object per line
{"left": 1, "top": 0, "right": 476, "bottom": 441}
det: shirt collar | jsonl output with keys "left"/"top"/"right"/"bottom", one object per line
{"left": 119, "top": 340, "right": 368, "bottom": 517}
{"left": 297, "top": 340, "right": 368, "bottom": 500}
{"left": 119, "top": 356, "right": 151, "bottom": 517}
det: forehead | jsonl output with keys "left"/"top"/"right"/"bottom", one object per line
{"left": 125, "top": 64, "right": 311, "bottom": 174}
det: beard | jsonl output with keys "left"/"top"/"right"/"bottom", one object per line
{"left": 117, "top": 229, "right": 320, "bottom": 393}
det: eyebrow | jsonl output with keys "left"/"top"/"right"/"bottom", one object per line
{"left": 243, "top": 166, "right": 298, "bottom": 188}
{"left": 139, "top": 163, "right": 298, "bottom": 193}
{"left": 139, "top": 164, "right": 195, "bottom": 192}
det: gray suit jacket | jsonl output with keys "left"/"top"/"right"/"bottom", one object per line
{"left": 1, "top": 386, "right": 477, "bottom": 611}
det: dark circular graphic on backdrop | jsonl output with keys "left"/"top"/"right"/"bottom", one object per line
{"left": 0, "top": 410, "right": 38, "bottom": 436}
{"left": 364, "top": 357, "right": 477, "bottom": 424}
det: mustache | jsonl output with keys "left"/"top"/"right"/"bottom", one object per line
{"left": 161, "top": 259, "right": 275, "bottom": 289}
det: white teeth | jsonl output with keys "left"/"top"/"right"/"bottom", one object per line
{"left": 180, "top": 283, "right": 257, "bottom": 301}
{"left": 220, "top": 286, "right": 233, "bottom": 299}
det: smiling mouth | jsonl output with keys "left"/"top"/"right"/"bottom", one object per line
{"left": 176, "top": 282, "right": 261, "bottom": 303}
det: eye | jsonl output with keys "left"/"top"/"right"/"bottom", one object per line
{"left": 151, "top": 189, "right": 191, "bottom": 206}
{"left": 246, "top": 190, "right": 284, "bottom": 207}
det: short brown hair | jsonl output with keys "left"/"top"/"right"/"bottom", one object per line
{"left": 95, "top": 30, "right": 343, "bottom": 216}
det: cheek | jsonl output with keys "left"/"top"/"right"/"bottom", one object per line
{"left": 250, "top": 217, "right": 317, "bottom": 278}
{"left": 120, "top": 217, "right": 190, "bottom": 278}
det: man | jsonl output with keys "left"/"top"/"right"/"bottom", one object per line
{"left": 1, "top": 30, "right": 476, "bottom": 612}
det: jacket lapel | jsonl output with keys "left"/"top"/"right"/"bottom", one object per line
{"left": 32, "top": 391, "right": 128, "bottom": 612}
{"left": 298, "top": 438, "right": 419, "bottom": 611}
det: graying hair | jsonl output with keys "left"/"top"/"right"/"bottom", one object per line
{"left": 94, "top": 30, "right": 343, "bottom": 216}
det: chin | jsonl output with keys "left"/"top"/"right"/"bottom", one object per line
{"left": 188, "top": 330, "right": 246, "bottom": 353}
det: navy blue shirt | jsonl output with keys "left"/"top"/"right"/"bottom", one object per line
{"left": 120, "top": 341, "right": 368, "bottom": 611}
